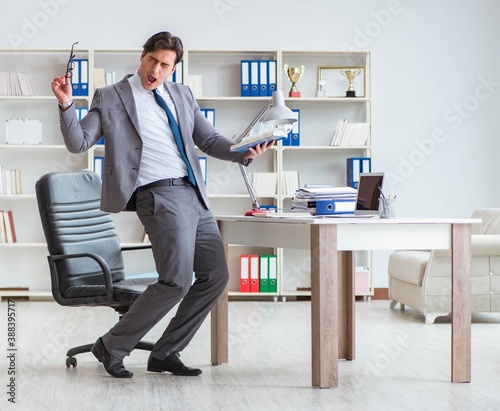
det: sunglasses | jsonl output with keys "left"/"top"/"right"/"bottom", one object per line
{"left": 65, "top": 41, "right": 78, "bottom": 78}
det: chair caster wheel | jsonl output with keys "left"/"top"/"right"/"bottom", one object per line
{"left": 66, "top": 356, "right": 77, "bottom": 368}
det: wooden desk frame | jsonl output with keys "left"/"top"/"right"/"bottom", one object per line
{"left": 211, "top": 217, "right": 476, "bottom": 388}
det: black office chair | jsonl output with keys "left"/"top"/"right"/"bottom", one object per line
{"left": 36, "top": 170, "right": 158, "bottom": 368}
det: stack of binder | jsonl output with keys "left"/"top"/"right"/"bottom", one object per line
{"left": 240, "top": 59, "right": 277, "bottom": 97}
{"left": 291, "top": 186, "right": 357, "bottom": 215}
{"left": 346, "top": 157, "right": 371, "bottom": 189}
{"left": 240, "top": 254, "right": 277, "bottom": 293}
{"left": 71, "top": 59, "right": 89, "bottom": 96}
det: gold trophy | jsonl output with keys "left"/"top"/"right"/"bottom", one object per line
{"left": 284, "top": 64, "right": 305, "bottom": 98}
{"left": 340, "top": 69, "right": 361, "bottom": 97}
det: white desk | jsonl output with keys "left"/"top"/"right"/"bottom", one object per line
{"left": 210, "top": 216, "right": 479, "bottom": 388}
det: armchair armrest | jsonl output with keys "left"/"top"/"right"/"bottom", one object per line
{"left": 433, "top": 235, "right": 500, "bottom": 258}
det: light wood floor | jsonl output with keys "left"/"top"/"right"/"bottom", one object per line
{"left": 2, "top": 298, "right": 500, "bottom": 410}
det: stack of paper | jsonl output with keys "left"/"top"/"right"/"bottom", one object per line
{"left": 291, "top": 186, "right": 357, "bottom": 214}
{"left": 0, "top": 72, "right": 33, "bottom": 96}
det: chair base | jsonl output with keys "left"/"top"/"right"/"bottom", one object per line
{"left": 65, "top": 340, "right": 155, "bottom": 368}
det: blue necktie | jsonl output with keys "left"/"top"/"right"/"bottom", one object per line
{"left": 152, "top": 88, "right": 196, "bottom": 186}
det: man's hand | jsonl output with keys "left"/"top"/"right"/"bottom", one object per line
{"left": 244, "top": 140, "right": 275, "bottom": 161}
{"left": 51, "top": 73, "right": 73, "bottom": 106}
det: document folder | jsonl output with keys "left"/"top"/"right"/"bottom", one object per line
{"left": 249, "top": 254, "right": 260, "bottom": 292}
{"left": 268, "top": 254, "right": 277, "bottom": 293}
{"left": 315, "top": 199, "right": 356, "bottom": 215}
{"left": 240, "top": 254, "right": 250, "bottom": 292}
{"left": 259, "top": 254, "right": 269, "bottom": 292}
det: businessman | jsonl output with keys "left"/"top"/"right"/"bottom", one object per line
{"left": 51, "top": 31, "right": 273, "bottom": 378}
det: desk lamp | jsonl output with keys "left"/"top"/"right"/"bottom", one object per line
{"left": 233, "top": 90, "right": 297, "bottom": 216}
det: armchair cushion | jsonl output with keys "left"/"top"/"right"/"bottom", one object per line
{"left": 388, "top": 250, "right": 430, "bottom": 286}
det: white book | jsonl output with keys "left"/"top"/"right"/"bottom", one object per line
{"left": 252, "top": 172, "right": 277, "bottom": 196}
{"left": 330, "top": 118, "right": 344, "bottom": 146}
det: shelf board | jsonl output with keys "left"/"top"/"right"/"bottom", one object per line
{"left": 281, "top": 145, "right": 371, "bottom": 150}
{"left": 195, "top": 96, "right": 371, "bottom": 103}
{"left": 0, "top": 95, "right": 88, "bottom": 101}
{"left": 281, "top": 290, "right": 312, "bottom": 297}
{"left": 285, "top": 97, "right": 371, "bottom": 103}
{"left": 0, "top": 290, "right": 52, "bottom": 299}
{"left": 208, "top": 194, "right": 254, "bottom": 199}
{"left": 228, "top": 291, "right": 279, "bottom": 297}
{"left": 0, "top": 194, "right": 35, "bottom": 199}
{"left": 0, "top": 144, "right": 67, "bottom": 149}
{"left": 0, "top": 242, "right": 46, "bottom": 247}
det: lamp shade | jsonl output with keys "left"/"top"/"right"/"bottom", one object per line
{"left": 261, "top": 91, "right": 298, "bottom": 127}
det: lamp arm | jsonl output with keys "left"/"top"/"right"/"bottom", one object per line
{"left": 235, "top": 99, "right": 273, "bottom": 211}
{"left": 234, "top": 100, "right": 272, "bottom": 143}
{"left": 239, "top": 164, "right": 260, "bottom": 210}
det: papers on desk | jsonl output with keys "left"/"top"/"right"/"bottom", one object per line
{"left": 295, "top": 186, "right": 357, "bottom": 199}
{"left": 264, "top": 212, "right": 313, "bottom": 218}
{"left": 292, "top": 186, "right": 357, "bottom": 215}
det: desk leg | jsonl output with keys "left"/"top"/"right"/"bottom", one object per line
{"left": 338, "top": 251, "right": 355, "bottom": 360}
{"left": 212, "top": 220, "right": 228, "bottom": 365}
{"left": 211, "top": 286, "right": 228, "bottom": 365}
{"left": 451, "top": 223, "right": 471, "bottom": 382}
{"left": 311, "top": 224, "right": 338, "bottom": 388}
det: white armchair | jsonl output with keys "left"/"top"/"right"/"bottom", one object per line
{"left": 388, "top": 208, "right": 500, "bottom": 324}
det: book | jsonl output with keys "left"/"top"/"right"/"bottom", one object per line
{"left": 230, "top": 128, "right": 287, "bottom": 153}
{"left": 2, "top": 210, "right": 16, "bottom": 243}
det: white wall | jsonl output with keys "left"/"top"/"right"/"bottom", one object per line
{"left": 2, "top": 0, "right": 499, "bottom": 286}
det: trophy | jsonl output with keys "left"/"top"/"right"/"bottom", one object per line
{"left": 340, "top": 69, "right": 361, "bottom": 97}
{"left": 317, "top": 79, "right": 326, "bottom": 98}
{"left": 284, "top": 64, "right": 305, "bottom": 98}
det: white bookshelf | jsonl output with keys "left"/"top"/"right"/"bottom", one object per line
{"left": 0, "top": 48, "right": 372, "bottom": 299}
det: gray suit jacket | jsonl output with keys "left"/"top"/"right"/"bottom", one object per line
{"left": 59, "top": 76, "right": 248, "bottom": 213}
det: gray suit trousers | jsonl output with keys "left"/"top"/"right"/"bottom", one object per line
{"left": 102, "top": 184, "right": 229, "bottom": 360}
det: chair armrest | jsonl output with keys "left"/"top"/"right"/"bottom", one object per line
{"left": 433, "top": 235, "right": 500, "bottom": 257}
{"left": 121, "top": 244, "right": 152, "bottom": 252}
{"left": 48, "top": 252, "right": 114, "bottom": 302}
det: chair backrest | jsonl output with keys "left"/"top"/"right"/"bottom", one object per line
{"left": 36, "top": 171, "right": 126, "bottom": 294}
{"left": 471, "top": 208, "right": 500, "bottom": 235}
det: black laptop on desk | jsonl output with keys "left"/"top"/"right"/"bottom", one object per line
{"left": 322, "top": 172, "right": 384, "bottom": 218}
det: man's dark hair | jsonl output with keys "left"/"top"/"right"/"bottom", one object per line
{"left": 143, "top": 31, "right": 183, "bottom": 65}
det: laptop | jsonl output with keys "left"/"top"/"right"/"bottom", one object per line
{"left": 322, "top": 172, "right": 384, "bottom": 218}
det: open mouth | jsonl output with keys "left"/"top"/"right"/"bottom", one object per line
{"left": 147, "top": 74, "right": 156, "bottom": 86}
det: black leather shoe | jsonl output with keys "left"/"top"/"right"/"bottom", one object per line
{"left": 91, "top": 337, "right": 133, "bottom": 378}
{"left": 147, "top": 353, "right": 202, "bottom": 376}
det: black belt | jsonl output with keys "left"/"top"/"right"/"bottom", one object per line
{"left": 136, "top": 177, "right": 190, "bottom": 192}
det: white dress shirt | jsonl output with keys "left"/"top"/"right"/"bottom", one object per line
{"left": 128, "top": 71, "right": 188, "bottom": 187}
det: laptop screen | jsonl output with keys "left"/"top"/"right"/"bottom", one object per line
{"left": 355, "top": 173, "right": 384, "bottom": 215}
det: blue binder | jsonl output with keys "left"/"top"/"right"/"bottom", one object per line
{"left": 72, "top": 59, "right": 88, "bottom": 96}
{"left": 315, "top": 199, "right": 356, "bottom": 215}
{"left": 291, "top": 109, "right": 300, "bottom": 146}
{"left": 268, "top": 60, "right": 277, "bottom": 96}
{"left": 259, "top": 60, "right": 268, "bottom": 96}
{"left": 93, "top": 156, "right": 104, "bottom": 178}
{"left": 346, "top": 157, "right": 371, "bottom": 189}
{"left": 250, "top": 60, "right": 259, "bottom": 97}
{"left": 200, "top": 108, "right": 215, "bottom": 127}
{"left": 240, "top": 60, "right": 251, "bottom": 97}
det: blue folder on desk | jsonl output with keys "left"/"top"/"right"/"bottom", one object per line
{"left": 315, "top": 199, "right": 356, "bottom": 215}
